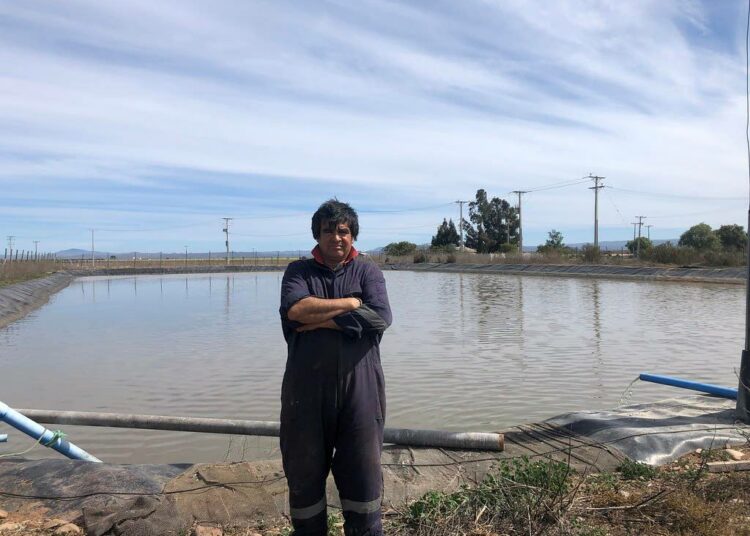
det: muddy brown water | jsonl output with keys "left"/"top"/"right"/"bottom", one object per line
{"left": 0, "top": 271, "right": 743, "bottom": 463}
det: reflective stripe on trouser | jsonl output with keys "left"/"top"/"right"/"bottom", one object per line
{"left": 290, "top": 497, "right": 327, "bottom": 520}
{"left": 281, "top": 350, "right": 386, "bottom": 536}
{"left": 340, "top": 497, "right": 381, "bottom": 515}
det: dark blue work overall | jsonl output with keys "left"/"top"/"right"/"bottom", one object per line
{"left": 279, "top": 250, "right": 392, "bottom": 536}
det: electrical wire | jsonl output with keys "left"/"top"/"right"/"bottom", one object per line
{"left": 602, "top": 188, "right": 628, "bottom": 226}
{"left": 506, "top": 177, "right": 591, "bottom": 195}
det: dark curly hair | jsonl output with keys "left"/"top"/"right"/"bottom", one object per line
{"left": 311, "top": 199, "right": 359, "bottom": 240}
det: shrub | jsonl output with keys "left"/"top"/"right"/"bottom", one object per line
{"left": 384, "top": 241, "right": 417, "bottom": 256}
{"left": 679, "top": 223, "right": 720, "bottom": 251}
{"left": 641, "top": 242, "right": 699, "bottom": 265}
{"left": 581, "top": 244, "right": 601, "bottom": 263}
{"left": 617, "top": 459, "right": 657, "bottom": 480}
{"left": 498, "top": 243, "right": 516, "bottom": 254}
{"left": 702, "top": 249, "right": 746, "bottom": 267}
{"left": 402, "top": 457, "right": 572, "bottom": 535}
{"left": 716, "top": 224, "right": 748, "bottom": 251}
{"left": 626, "top": 237, "right": 652, "bottom": 254}
{"left": 413, "top": 251, "right": 428, "bottom": 263}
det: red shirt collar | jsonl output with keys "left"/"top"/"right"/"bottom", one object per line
{"left": 312, "top": 245, "right": 359, "bottom": 267}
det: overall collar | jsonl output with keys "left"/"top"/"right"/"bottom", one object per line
{"left": 312, "top": 245, "right": 359, "bottom": 270}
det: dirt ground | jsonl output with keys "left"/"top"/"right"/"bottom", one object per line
{"left": 2, "top": 445, "right": 749, "bottom": 536}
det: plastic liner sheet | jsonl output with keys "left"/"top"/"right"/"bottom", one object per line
{"left": 546, "top": 395, "right": 749, "bottom": 466}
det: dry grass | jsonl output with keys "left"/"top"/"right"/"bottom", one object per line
{"left": 383, "top": 447, "right": 750, "bottom": 536}
{"left": 3, "top": 449, "right": 750, "bottom": 536}
{"left": 0, "top": 260, "right": 63, "bottom": 287}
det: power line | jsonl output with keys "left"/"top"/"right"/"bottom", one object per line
{"left": 506, "top": 177, "right": 590, "bottom": 195}
{"left": 602, "top": 188, "right": 628, "bottom": 225}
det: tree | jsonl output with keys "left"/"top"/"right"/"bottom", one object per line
{"left": 545, "top": 229, "right": 564, "bottom": 249}
{"left": 383, "top": 241, "right": 417, "bottom": 256}
{"left": 626, "top": 237, "right": 652, "bottom": 254}
{"left": 463, "top": 189, "right": 519, "bottom": 253}
{"left": 716, "top": 224, "right": 747, "bottom": 251}
{"left": 678, "top": 223, "right": 720, "bottom": 251}
{"left": 537, "top": 229, "right": 565, "bottom": 253}
{"left": 431, "top": 218, "right": 460, "bottom": 248}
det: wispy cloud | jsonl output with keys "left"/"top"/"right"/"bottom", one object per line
{"left": 1, "top": 0, "right": 748, "bottom": 251}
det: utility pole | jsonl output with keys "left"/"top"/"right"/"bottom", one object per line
{"left": 635, "top": 216, "right": 646, "bottom": 259}
{"left": 6, "top": 236, "right": 14, "bottom": 263}
{"left": 587, "top": 174, "right": 605, "bottom": 248}
{"left": 90, "top": 229, "right": 95, "bottom": 267}
{"left": 512, "top": 191, "right": 528, "bottom": 255}
{"left": 33, "top": 240, "right": 39, "bottom": 261}
{"left": 222, "top": 218, "right": 232, "bottom": 266}
{"left": 454, "top": 200, "right": 469, "bottom": 250}
{"left": 645, "top": 224, "right": 653, "bottom": 241}
{"left": 184, "top": 245, "right": 188, "bottom": 267}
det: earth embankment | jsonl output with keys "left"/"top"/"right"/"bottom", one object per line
{"left": 0, "top": 272, "right": 75, "bottom": 329}
{"left": 387, "top": 262, "right": 746, "bottom": 284}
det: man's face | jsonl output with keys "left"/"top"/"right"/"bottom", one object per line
{"left": 317, "top": 220, "right": 353, "bottom": 264}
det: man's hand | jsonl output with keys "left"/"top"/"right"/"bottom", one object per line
{"left": 295, "top": 319, "right": 342, "bottom": 332}
{"left": 288, "top": 296, "right": 361, "bottom": 325}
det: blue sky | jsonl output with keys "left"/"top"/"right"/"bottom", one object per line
{"left": 1, "top": 0, "right": 749, "bottom": 253}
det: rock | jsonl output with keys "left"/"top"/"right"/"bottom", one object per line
{"left": 193, "top": 525, "right": 223, "bottom": 536}
{"left": 53, "top": 524, "right": 82, "bottom": 535}
{"left": 695, "top": 448, "right": 702, "bottom": 454}
{"left": 0, "top": 511, "right": 6, "bottom": 520}
{"left": 43, "top": 519, "right": 69, "bottom": 530}
{"left": 0, "top": 523, "right": 22, "bottom": 533}
{"left": 725, "top": 449, "right": 744, "bottom": 461}
{"left": 619, "top": 490, "right": 631, "bottom": 499}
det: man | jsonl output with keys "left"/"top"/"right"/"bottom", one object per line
{"left": 279, "top": 199, "right": 392, "bottom": 536}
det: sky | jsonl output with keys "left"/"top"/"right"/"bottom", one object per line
{"left": 1, "top": 0, "right": 749, "bottom": 254}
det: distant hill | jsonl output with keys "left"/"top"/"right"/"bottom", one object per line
{"left": 55, "top": 248, "right": 110, "bottom": 259}
{"left": 56, "top": 249, "right": 316, "bottom": 260}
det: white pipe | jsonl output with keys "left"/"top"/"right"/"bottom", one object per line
{"left": 18, "top": 409, "right": 504, "bottom": 451}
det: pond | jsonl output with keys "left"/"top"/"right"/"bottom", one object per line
{"left": 0, "top": 271, "right": 743, "bottom": 463}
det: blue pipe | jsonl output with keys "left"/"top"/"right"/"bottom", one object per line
{"left": 639, "top": 373, "right": 738, "bottom": 400}
{"left": 0, "top": 401, "right": 101, "bottom": 462}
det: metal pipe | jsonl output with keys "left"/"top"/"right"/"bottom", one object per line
{"left": 639, "top": 373, "right": 737, "bottom": 400}
{"left": 0, "top": 402, "right": 101, "bottom": 462}
{"left": 0, "top": 434, "right": 7, "bottom": 443}
{"left": 17, "top": 409, "right": 504, "bottom": 451}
